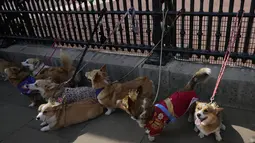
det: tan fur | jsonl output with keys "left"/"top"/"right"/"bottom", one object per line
{"left": 195, "top": 101, "right": 223, "bottom": 134}
{"left": 40, "top": 99, "right": 103, "bottom": 130}
{"left": 85, "top": 65, "right": 154, "bottom": 110}
{"left": 0, "top": 59, "right": 19, "bottom": 73}
{"left": 117, "top": 67, "right": 211, "bottom": 127}
{"left": 5, "top": 66, "right": 45, "bottom": 106}
{"left": 35, "top": 50, "right": 78, "bottom": 84}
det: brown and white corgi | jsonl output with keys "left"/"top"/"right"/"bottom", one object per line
{"left": 194, "top": 101, "right": 226, "bottom": 141}
{"left": 117, "top": 67, "right": 211, "bottom": 141}
{"left": 36, "top": 99, "right": 103, "bottom": 131}
{"left": 85, "top": 65, "right": 154, "bottom": 115}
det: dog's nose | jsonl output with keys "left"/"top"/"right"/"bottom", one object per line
{"left": 36, "top": 117, "right": 40, "bottom": 120}
{"left": 197, "top": 113, "right": 201, "bottom": 117}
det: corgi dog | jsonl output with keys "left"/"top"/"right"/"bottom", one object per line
{"left": 85, "top": 65, "right": 154, "bottom": 115}
{"left": 36, "top": 99, "right": 103, "bottom": 131}
{"left": 117, "top": 68, "right": 211, "bottom": 141}
{"left": 194, "top": 101, "right": 226, "bottom": 141}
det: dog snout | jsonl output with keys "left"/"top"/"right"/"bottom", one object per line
{"left": 36, "top": 117, "right": 40, "bottom": 120}
{"left": 197, "top": 113, "right": 201, "bottom": 117}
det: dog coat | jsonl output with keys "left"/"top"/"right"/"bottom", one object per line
{"left": 145, "top": 90, "right": 198, "bottom": 136}
{"left": 17, "top": 76, "right": 36, "bottom": 95}
{"left": 57, "top": 86, "right": 96, "bottom": 104}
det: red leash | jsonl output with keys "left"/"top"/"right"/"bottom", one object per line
{"left": 210, "top": 11, "right": 244, "bottom": 102}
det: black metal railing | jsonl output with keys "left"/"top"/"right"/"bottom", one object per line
{"left": 0, "top": 0, "right": 254, "bottom": 68}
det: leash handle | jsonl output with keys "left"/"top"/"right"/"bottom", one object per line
{"left": 210, "top": 11, "right": 244, "bottom": 103}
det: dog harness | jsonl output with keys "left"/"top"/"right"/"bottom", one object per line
{"left": 17, "top": 76, "right": 36, "bottom": 95}
{"left": 57, "top": 86, "right": 97, "bottom": 104}
{"left": 95, "top": 87, "right": 104, "bottom": 96}
{"left": 145, "top": 90, "right": 198, "bottom": 136}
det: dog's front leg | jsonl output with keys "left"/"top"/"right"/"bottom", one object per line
{"left": 148, "top": 135, "right": 155, "bottom": 142}
{"left": 40, "top": 121, "right": 56, "bottom": 132}
{"left": 105, "top": 108, "right": 115, "bottom": 115}
{"left": 40, "top": 121, "right": 48, "bottom": 127}
{"left": 214, "top": 130, "right": 222, "bottom": 141}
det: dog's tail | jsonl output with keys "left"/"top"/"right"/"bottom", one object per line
{"left": 183, "top": 67, "right": 211, "bottom": 91}
{"left": 60, "top": 49, "right": 72, "bottom": 71}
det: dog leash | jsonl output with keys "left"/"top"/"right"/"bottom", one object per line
{"left": 113, "top": 9, "right": 183, "bottom": 83}
{"left": 210, "top": 11, "right": 244, "bottom": 103}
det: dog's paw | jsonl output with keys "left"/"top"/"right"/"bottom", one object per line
{"left": 194, "top": 126, "right": 199, "bottom": 132}
{"left": 145, "top": 130, "right": 150, "bottom": 134}
{"left": 28, "top": 102, "right": 36, "bottom": 107}
{"left": 105, "top": 108, "right": 115, "bottom": 115}
{"left": 198, "top": 132, "right": 205, "bottom": 138}
{"left": 131, "top": 116, "right": 136, "bottom": 120}
{"left": 221, "top": 123, "right": 226, "bottom": 131}
{"left": 148, "top": 135, "right": 155, "bottom": 142}
{"left": 40, "top": 122, "right": 48, "bottom": 127}
{"left": 40, "top": 126, "right": 50, "bottom": 132}
{"left": 215, "top": 135, "right": 222, "bottom": 142}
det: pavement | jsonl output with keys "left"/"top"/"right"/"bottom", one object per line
{"left": 0, "top": 80, "right": 254, "bottom": 143}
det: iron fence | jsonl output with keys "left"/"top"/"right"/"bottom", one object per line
{"left": 0, "top": 0, "right": 254, "bottom": 68}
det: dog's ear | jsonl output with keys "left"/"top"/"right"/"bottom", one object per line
{"left": 100, "top": 65, "right": 106, "bottom": 72}
{"left": 38, "top": 104, "right": 45, "bottom": 112}
{"left": 215, "top": 107, "right": 224, "bottom": 115}
{"left": 93, "top": 73, "right": 101, "bottom": 82}
{"left": 127, "top": 97, "right": 135, "bottom": 108}
{"left": 137, "top": 86, "right": 143, "bottom": 95}
{"left": 33, "top": 59, "right": 40, "bottom": 65}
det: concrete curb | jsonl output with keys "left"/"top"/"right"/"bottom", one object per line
{"left": 0, "top": 44, "right": 254, "bottom": 111}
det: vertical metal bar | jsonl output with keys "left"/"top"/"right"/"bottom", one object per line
{"left": 109, "top": 0, "right": 118, "bottom": 45}
{"left": 130, "top": 0, "right": 137, "bottom": 45}
{"left": 138, "top": 0, "right": 144, "bottom": 45}
{"left": 23, "top": 1, "right": 39, "bottom": 37}
{"left": 66, "top": 0, "right": 77, "bottom": 41}
{"left": 40, "top": 0, "right": 53, "bottom": 38}
{"left": 116, "top": 0, "right": 124, "bottom": 44}
{"left": 46, "top": 0, "right": 57, "bottom": 39}
{"left": 50, "top": 0, "right": 62, "bottom": 39}
{"left": 35, "top": 0, "right": 48, "bottom": 38}
{"left": 55, "top": 0, "right": 67, "bottom": 40}
{"left": 206, "top": 0, "right": 213, "bottom": 51}
{"left": 31, "top": 0, "right": 45, "bottom": 38}
{"left": 72, "top": 0, "right": 82, "bottom": 41}
{"left": 180, "top": 0, "right": 185, "bottom": 48}
{"left": 17, "top": 1, "right": 36, "bottom": 37}
{"left": 79, "top": 0, "right": 88, "bottom": 41}
{"left": 215, "top": 0, "right": 223, "bottom": 52}
{"left": 243, "top": 0, "right": 255, "bottom": 54}
{"left": 224, "top": 0, "right": 234, "bottom": 51}
{"left": 234, "top": 0, "right": 245, "bottom": 53}
{"left": 123, "top": 0, "right": 130, "bottom": 44}
{"left": 145, "top": 0, "right": 151, "bottom": 46}
{"left": 90, "top": 2, "right": 99, "bottom": 42}
{"left": 96, "top": 0, "right": 104, "bottom": 44}
{"left": 5, "top": 1, "right": 17, "bottom": 36}
{"left": 197, "top": 0, "right": 204, "bottom": 52}
{"left": 102, "top": 0, "right": 111, "bottom": 44}
{"left": 189, "top": 0, "right": 194, "bottom": 49}
{"left": 60, "top": 0, "right": 72, "bottom": 40}
{"left": 84, "top": 1, "right": 92, "bottom": 40}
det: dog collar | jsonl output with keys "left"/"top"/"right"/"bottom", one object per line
{"left": 155, "top": 104, "right": 176, "bottom": 123}
{"left": 95, "top": 88, "right": 104, "bottom": 96}
{"left": 17, "top": 76, "right": 36, "bottom": 95}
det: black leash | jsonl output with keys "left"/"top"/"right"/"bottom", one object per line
{"left": 70, "top": 8, "right": 107, "bottom": 82}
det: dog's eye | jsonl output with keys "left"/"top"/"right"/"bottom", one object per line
{"left": 43, "top": 111, "right": 47, "bottom": 114}
{"left": 197, "top": 107, "right": 201, "bottom": 110}
{"left": 204, "top": 109, "right": 208, "bottom": 113}
{"left": 35, "top": 83, "right": 38, "bottom": 87}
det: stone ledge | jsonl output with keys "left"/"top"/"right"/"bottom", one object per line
{"left": 0, "top": 44, "right": 254, "bottom": 111}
